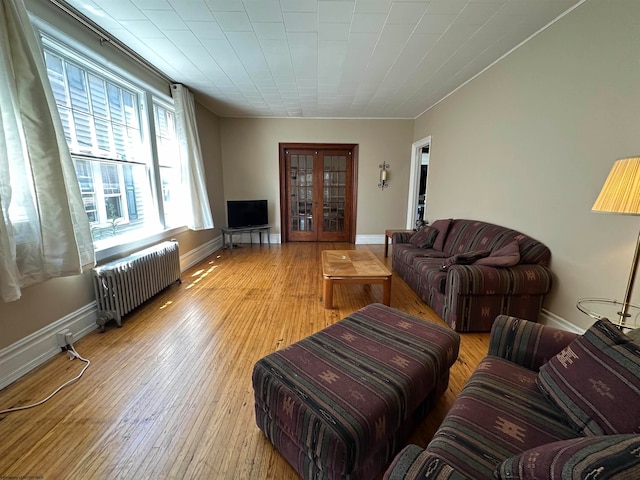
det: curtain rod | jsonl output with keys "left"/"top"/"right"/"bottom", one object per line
{"left": 48, "top": 0, "right": 174, "bottom": 85}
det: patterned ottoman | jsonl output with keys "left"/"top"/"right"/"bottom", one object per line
{"left": 252, "top": 303, "right": 460, "bottom": 480}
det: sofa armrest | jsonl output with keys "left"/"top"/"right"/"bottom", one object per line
{"left": 392, "top": 231, "right": 412, "bottom": 244}
{"left": 383, "top": 448, "right": 460, "bottom": 480}
{"left": 488, "top": 315, "right": 578, "bottom": 371}
{"left": 383, "top": 444, "right": 425, "bottom": 480}
{"left": 498, "top": 435, "right": 640, "bottom": 479}
{"left": 448, "top": 264, "right": 552, "bottom": 296}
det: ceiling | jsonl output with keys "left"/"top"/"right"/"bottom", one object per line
{"left": 60, "top": 0, "right": 584, "bottom": 119}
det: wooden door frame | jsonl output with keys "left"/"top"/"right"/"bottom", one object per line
{"left": 279, "top": 143, "right": 358, "bottom": 243}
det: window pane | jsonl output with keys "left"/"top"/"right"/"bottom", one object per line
{"left": 153, "top": 102, "right": 181, "bottom": 228}
{"left": 42, "top": 37, "right": 178, "bottom": 251}
{"left": 44, "top": 47, "right": 143, "bottom": 162}
{"left": 65, "top": 63, "right": 89, "bottom": 113}
{"left": 153, "top": 104, "right": 179, "bottom": 168}
{"left": 101, "top": 164, "right": 121, "bottom": 196}
{"left": 160, "top": 166, "right": 181, "bottom": 228}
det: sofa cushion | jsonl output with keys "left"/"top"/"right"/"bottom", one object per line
{"left": 424, "top": 356, "right": 578, "bottom": 479}
{"left": 497, "top": 435, "right": 640, "bottom": 480}
{"left": 414, "top": 257, "right": 449, "bottom": 294}
{"left": 537, "top": 319, "right": 640, "bottom": 435}
{"left": 440, "top": 250, "right": 490, "bottom": 271}
{"left": 440, "top": 220, "right": 551, "bottom": 266}
{"left": 475, "top": 240, "right": 520, "bottom": 267}
{"left": 409, "top": 225, "right": 439, "bottom": 248}
{"left": 430, "top": 218, "right": 452, "bottom": 252}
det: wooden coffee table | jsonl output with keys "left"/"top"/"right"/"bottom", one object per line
{"left": 321, "top": 250, "right": 392, "bottom": 309}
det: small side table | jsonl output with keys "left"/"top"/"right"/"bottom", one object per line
{"left": 221, "top": 225, "right": 271, "bottom": 250}
{"left": 576, "top": 297, "right": 640, "bottom": 331}
{"left": 384, "top": 229, "right": 414, "bottom": 257}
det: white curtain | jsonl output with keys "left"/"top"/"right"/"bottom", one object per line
{"left": 171, "top": 84, "right": 214, "bottom": 230}
{"left": 0, "top": 0, "right": 95, "bottom": 302}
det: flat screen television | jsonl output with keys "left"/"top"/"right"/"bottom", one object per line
{"left": 227, "top": 200, "right": 268, "bottom": 228}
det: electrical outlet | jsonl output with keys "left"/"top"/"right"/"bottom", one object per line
{"left": 65, "top": 332, "right": 74, "bottom": 346}
{"left": 56, "top": 329, "right": 71, "bottom": 348}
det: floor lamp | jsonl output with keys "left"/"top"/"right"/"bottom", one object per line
{"left": 592, "top": 156, "right": 640, "bottom": 327}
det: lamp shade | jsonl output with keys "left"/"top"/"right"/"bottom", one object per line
{"left": 593, "top": 156, "right": 640, "bottom": 215}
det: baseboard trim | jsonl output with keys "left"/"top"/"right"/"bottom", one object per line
{"left": 356, "top": 234, "right": 384, "bottom": 244}
{"left": 0, "top": 238, "right": 228, "bottom": 391}
{"left": 539, "top": 308, "right": 584, "bottom": 334}
{"left": 180, "top": 236, "right": 223, "bottom": 271}
{"left": 0, "top": 303, "right": 98, "bottom": 390}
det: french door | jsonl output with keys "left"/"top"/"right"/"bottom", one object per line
{"left": 279, "top": 144, "right": 358, "bottom": 242}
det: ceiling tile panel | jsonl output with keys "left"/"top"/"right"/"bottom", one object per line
{"left": 280, "top": 0, "right": 318, "bottom": 13}
{"left": 186, "top": 20, "right": 226, "bottom": 39}
{"left": 204, "top": 0, "right": 244, "bottom": 11}
{"left": 318, "top": 22, "right": 350, "bottom": 41}
{"left": 131, "top": 0, "right": 173, "bottom": 9}
{"left": 120, "top": 20, "right": 165, "bottom": 38}
{"left": 350, "top": 13, "right": 387, "bottom": 33}
{"left": 226, "top": 31, "right": 271, "bottom": 76}
{"left": 213, "top": 11, "right": 252, "bottom": 30}
{"left": 353, "top": 0, "right": 392, "bottom": 14}
{"left": 318, "top": 1, "right": 355, "bottom": 23}
{"left": 456, "top": 2, "right": 504, "bottom": 25}
{"left": 62, "top": 0, "right": 584, "bottom": 117}
{"left": 415, "top": 14, "right": 457, "bottom": 35}
{"left": 142, "top": 10, "right": 188, "bottom": 29}
{"left": 378, "top": 23, "right": 413, "bottom": 44}
{"left": 283, "top": 12, "right": 318, "bottom": 32}
{"left": 425, "top": 0, "right": 468, "bottom": 15}
{"left": 98, "top": 1, "right": 146, "bottom": 21}
{"left": 163, "top": 29, "right": 201, "bottom": 48}
{"left": 169, "top": 0, "right": 215, "bottom": 21}
{"left": 243, "top": 1, "right": 283, "bottom": 22}
{"left": 253, "top": 22, "right": 287, "bottom": 40}
{"left": 386, "top": 2, "right": 428, "bottom": 25}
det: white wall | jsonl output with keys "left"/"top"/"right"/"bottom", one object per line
{"left": 413, "top": 0, "right": 640, "bottom": 329}
{"left": 220, "top": 118, "right": 414, "bottom": 238}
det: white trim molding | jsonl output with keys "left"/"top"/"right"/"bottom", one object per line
{"left": 180, "top": 236, "right": 223, "bottom": 271}
{"left": 0, "top": 303, "right": 98, "bottom": 390}
{"left": 406, "top": 136, "right": 430, "bottom": 229}
{"left": 355, "top": 234, "right": 385, "bottom": 245}
{"left": 0, "top": 238, "right": 225, "bottom": 391}
{"left": 539, "top": 308, "right": 585, "bottom": 334}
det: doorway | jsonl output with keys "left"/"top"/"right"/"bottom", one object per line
{"left": 279, "top": 143, "right": 358, "bottom": 243}
{"left": 406, "top": 136, "right": 430, "bottom": 228}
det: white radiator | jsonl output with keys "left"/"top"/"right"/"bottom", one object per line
{"left": 92, "top": 240, "right": 181, "bottom": 331}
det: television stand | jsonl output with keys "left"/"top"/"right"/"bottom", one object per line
{"left": 221, "top": 225, "right": 271, "bottom": 251}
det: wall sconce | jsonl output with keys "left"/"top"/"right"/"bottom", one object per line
{"left": 378, "top": 162, "right": 389, "bottom": 190}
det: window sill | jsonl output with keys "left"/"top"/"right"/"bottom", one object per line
{"left": 95, "top": 226, "right": 187, "bottom": 263}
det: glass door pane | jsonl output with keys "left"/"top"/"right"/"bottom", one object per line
{"left": 289, "top": 154, "right": 314, "bottom": 232}
{"left": 323, "top": 155, "right": 346, "bottom": 233}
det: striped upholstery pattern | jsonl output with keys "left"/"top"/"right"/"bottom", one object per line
{"left": 382, "top": 317, "right": 618, "bottom": 480}
{"left": 253, "top": 303, "right": 460, "bottom": 480}
{"left": 391, "top": 219, "right": 552, "bottom": 332}
{"left": 442, "top": 220, "right": 551, "bottom": 266}
{"left": 498, "top": 435, "right": 640, "bottom": 479}
{"left": 489, "top": 315, "right": 578, "bottom": 371}
{"left": 422, "top": 356, "right": 578, "bottom": 479}
{"left": 537, "top": 318, "right": 640, "bottom": 436}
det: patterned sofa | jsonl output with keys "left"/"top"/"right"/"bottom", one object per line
{"left": 384, "top": 315, "right": 640, "bottom": 479}
{"left": 392, "top": 218, "right": 552, "bottom": 332}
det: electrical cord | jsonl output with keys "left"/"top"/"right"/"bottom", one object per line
{"left": 0, "top": 344, "right": 90, "bottom": 415}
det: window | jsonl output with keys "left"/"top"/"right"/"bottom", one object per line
{"left": 153, "top": 102, "right": 181, "bottom": 228}
{"left": 41, "top": 36, "right": 182, "bottom": 250}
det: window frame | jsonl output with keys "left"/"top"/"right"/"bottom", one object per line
{"left": 32, "top": 18, "right": 186, "bottom": 262}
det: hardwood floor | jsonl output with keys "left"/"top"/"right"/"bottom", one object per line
{"left": 0, "top": 242, "right": 490, "bottom": 479}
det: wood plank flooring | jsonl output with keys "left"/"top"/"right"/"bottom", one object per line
{"left": 0, "top": 242, "right": 490, "bottom": 479}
